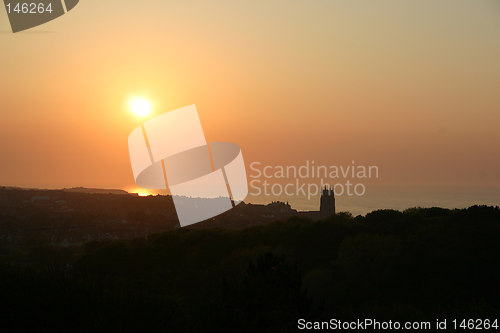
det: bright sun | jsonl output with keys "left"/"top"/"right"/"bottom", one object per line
{"left": 128, "top": 187, "right": 154, "bottom": 197}
{"left": 128, "top": 97, "right": 152, "bottom": 117}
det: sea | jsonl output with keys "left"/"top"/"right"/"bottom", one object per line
{"left": 244, "top": 185, "right": 500, "bottom": 216}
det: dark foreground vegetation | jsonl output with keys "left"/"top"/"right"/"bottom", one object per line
{"left": 1, "top": 205, "right": 499, "bottom": 332}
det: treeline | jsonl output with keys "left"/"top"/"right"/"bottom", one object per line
{"left": 1, "top": 205, "right": 499, "bottom": 332}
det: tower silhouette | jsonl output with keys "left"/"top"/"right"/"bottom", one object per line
{"left": 320, "top": 186, "right": 335, "bottom": 218}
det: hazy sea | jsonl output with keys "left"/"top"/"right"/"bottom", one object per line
{"left": 244, "top": 185, "right": 500, "bottom": 216}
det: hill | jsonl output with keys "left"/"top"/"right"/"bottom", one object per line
{"left": 0, "top": 187, "right": 298, "bottom": 248}
{"left": 63, "top": 187, "right": 131, "bottom": 195}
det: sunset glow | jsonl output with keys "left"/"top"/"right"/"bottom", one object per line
{"left": 129, "top": 97, "right": 152, "bottom": 118}
{"left": 128, "top": 187, "right": 154, "bottom": 197}
{"left": 0, "top": 0, "right": 499, "bottom": 197}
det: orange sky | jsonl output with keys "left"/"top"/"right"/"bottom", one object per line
{"left": 0, "top": 0, "right": 499, "bottom": 191}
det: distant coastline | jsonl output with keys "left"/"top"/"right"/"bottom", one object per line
{"left": 0, "top": 186, "right": 498, "bottom": 250}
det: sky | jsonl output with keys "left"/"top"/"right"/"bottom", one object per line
{"left": 1, "top": 0, "right": 499, "bottom": 195}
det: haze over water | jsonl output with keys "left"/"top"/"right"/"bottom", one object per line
{"left": 246, "top": 185, "right": 500, "bottom": 216}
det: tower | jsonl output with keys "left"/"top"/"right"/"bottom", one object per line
{"left": 320, "top": 186, "right": 335, "bottom": 218}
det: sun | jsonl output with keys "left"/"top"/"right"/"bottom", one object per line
{"left": 128, "top": 97, "right": 152, "bottom": 118}
{"left": 128, "top": 187, "right": 154, "bottom": 197}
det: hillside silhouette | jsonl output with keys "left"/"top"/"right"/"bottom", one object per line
{"left": 0, "top": 187, "right": 298, "bottom": 249}
{"left": 0, "top": 204, "right": 499, "bottom": 332}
